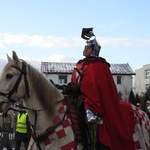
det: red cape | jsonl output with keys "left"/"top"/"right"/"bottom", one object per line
{"left": 72, "top": 57, "right": 135, "bottom": 150}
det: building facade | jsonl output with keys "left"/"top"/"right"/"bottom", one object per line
{"left": 41, "top": 62, "right": 135, "bottom": 100}
{"left": 135, "top": 64, "right": 150, "bottom": 96}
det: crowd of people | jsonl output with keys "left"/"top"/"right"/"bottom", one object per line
{"left": 0, "top": 103, "right": 31, "bottom": 150}
{"left": 136, "top": 100, "right": 150, "bottom": 119}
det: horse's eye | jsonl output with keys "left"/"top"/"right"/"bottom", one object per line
{"left": 6, "top": 73, "right": 13, "bottom": 79}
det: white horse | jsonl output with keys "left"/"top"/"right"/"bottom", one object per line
{"left": 0, "top": 51, "right": 83, "bottom": 150}
{"left": 0, "top": 51, "right": 149, "bottom": 150}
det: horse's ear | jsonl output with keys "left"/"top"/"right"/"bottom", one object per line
{"left": 12, "top": 51, "right": 21, "bottom": 66}
{"left": 7, "top": 54, "right": 13, "bottom": 63}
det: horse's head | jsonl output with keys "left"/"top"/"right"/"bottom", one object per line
{"left": 0, "top": 51, "right": 29, "bottom": 112}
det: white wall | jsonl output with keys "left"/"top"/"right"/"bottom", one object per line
{"left": 113, "top": 75, "right": 133, "bottom": 100}
{"left": 44, "top": 73, "right": 133, "bottom": 100}
{"left": 44, "top": 74, "right": 72, "bottom": 85}
{"left": 135, "top": 64, "right": 150, "bottom": 95}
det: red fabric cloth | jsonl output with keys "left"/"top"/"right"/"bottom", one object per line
{"left": 120, "top": 101, "right": 135, "bottom": 135}
{"left": 71, "top": 57, "right": 135, "bottom": 150}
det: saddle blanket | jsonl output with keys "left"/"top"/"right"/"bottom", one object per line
{"left": 42, "top": 100, "right": 78, "bottom": 150}
{"left": 132, "top": 105, "right": 150, "bottom": 150}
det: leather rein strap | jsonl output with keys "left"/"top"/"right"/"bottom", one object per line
{"left": 33, "top": 98, "right": 68, "bottom": 142}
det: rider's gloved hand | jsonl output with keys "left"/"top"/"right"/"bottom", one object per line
{"left": 86, "top": 109, "right": 95, "bottom": 122}
{"left": 86, "top": 109, "right": 103, "bottom": 124}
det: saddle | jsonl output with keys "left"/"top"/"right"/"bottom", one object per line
{"left": 52, "top": 81, "right": 99, "bottom": 149}
{"left": 67, "top": 97, "right": 99, "bottom": 150}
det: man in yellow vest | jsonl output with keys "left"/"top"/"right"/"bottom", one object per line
{"left": 15, "top": 104, "right": 31, "bottom": 150}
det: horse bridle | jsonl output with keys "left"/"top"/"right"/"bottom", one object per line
{"left": 0, "top": 61, "right": 30, "bottom": 103}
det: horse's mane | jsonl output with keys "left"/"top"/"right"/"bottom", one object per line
{"left": 27, "top": 64, "right": 64, "bottom": 114}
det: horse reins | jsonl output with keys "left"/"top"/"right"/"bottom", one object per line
{"left": 0, "top": 61, "right": 30, "bottom": 103}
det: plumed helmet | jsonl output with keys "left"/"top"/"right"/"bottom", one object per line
{"left": 81, "top": 28, "right": 101, "bottom": 57}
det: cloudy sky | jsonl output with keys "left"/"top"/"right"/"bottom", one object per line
{"left": 0, "top": 0, "right": 150, "bottom": 73}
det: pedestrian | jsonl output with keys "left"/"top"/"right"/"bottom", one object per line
{"left": 63, "top": 28, "right": 135, "bottom": 150}
{"left": 146, "top": 101, "right": 150, "bottom": 119}
{"left": 15, "top": 103, "right": 31, "bottom": 150}
{"left": 136, "top": 102, "right": 141, "bottom": 109}
{"left": 0, "top": 110, "right": 14, "bottom": 150}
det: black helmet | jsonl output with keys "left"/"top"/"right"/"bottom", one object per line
{"left": 81, "top": 28, "right": 101, "bottom": 57}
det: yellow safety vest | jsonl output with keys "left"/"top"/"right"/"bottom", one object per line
{"left": 16, "top": 112, "right": 28, "bottom": 133}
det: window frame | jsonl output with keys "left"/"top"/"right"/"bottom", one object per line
{"left": 117, "top": 76, "right": 122, "bottom": 84}
{"left": 145, "top": 69, "right": 150, "bottom": 78}
{"left": 58, "top": 75, "right": 67, "bottom": 84}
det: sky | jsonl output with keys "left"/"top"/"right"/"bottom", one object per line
{"left": 0, "top": 0, "right": 150, "bottom": 73}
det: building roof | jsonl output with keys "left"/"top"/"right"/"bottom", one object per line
{"left": 110, "top": 63, "right": 135, "bottom": 75}
{"left": 41, "top": 62, "right": 135, "bottom": 75}
{"left": 41, "top": 62, "right": 76, "bottom": 73}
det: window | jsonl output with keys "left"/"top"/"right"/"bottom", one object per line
{"left": 58, "top": 75, "right": 67, "bottom": 84}
{"left": 117, "top": 76, "right": 121, "bottom": 84}
{"left": 145, "top": 69, "right": 150, "bottom": 78}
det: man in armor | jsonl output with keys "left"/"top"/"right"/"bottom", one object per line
{"left": 65, "top": 28, "right": 135, "bottom": 150}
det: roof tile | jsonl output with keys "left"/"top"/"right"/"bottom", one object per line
{"left": 41, "top": 62, "right": 135, "bottom": 75}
